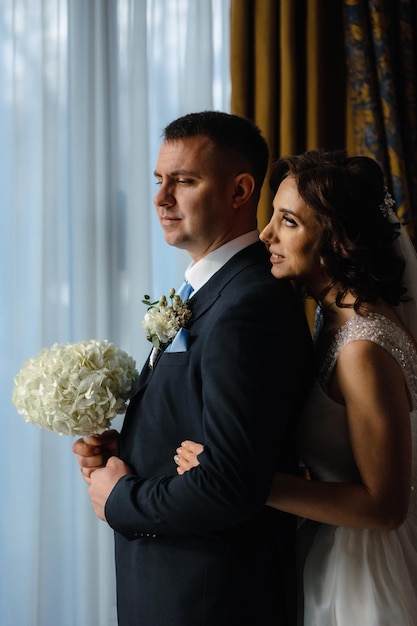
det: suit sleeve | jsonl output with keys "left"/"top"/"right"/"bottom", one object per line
{"left": 105, "top": 284, "right": 312, "bottom": 538}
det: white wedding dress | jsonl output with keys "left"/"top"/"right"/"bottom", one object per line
{"left": 297, "top": 312, "right": 417, "bottom": 626}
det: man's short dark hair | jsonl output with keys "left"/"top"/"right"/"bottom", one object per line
{"left": 163, "top": 111, "right": 269, "bottom": 193}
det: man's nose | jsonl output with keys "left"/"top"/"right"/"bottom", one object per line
{"left": 153, "top": 183, "right": 174, "bottom": 207}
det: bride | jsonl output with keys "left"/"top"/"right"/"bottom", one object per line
{"left": 174, "top": 150, "right": 417, "bottom": 625}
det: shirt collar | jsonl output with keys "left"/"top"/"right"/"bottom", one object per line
{"left": 185, "top": 230, "right": 259, "bottom": 295}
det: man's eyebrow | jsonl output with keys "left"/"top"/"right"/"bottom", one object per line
{"left": 153, "top": 169, "right": 202, "bottom": 178}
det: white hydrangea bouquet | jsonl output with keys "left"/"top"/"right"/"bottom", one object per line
{"left": 12, "top": 339, "right": 138, "bottom": 437}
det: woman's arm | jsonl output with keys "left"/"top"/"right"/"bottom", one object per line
{"left": 177, "top": 341, "right": 412, "bottom": 531}
{"left": 269, "top": 340, "right": 412, "bottom": 530}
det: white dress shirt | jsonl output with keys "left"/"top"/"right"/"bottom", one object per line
{"left": 184, "top": 230, "right": 259, "bottom": 296}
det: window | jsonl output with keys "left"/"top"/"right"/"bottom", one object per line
{"left": 0, "top": 2, "right": 230, "bottom": 624}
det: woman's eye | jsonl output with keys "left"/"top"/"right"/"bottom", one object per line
{"left": 283, "top": 215, "right": 297, "bottom": 227}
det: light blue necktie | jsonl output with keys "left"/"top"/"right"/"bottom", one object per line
{"left": 176, "top": 279, "right": 194, "bottom": 301}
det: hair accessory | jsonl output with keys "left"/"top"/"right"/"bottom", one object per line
{"left": 380, "top": 186, "right": 396, "bottom": 218}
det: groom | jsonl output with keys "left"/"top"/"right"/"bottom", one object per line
{"left": 73, "top": 111, "right": 314, "bottom": 625}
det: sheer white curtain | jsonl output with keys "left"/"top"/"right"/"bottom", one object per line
{"left": 0, "top": 1, "right": 230, "bottom": 624}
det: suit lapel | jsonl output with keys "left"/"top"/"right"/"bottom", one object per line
{"left": 128, "top": 241, "right": 267, "bottom": 403}
{"left": 188, "top": 240, "right": 267, "bottom": 323}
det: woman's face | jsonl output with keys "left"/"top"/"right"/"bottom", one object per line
{"left": 260, "top": 176, "right": 325, "bottom": 291}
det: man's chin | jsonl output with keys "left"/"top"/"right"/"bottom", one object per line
{"left": 162, "top": 231, "right": 178, "bottom": 246}
{"left": 163, "top": 232, "right": 188, "bottom": 249}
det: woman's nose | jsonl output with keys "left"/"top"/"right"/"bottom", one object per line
{"left": 260, "top": 221, "right": 273, "bottom": 243}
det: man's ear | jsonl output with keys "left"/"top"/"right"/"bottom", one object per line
{"left": 232, "top": 173, "right": 256, "bottom": 207}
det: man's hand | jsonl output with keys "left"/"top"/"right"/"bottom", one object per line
{"left": 87, "top": 456, "right": 132, "bottom": 521}
{"left": 72, "top": 429, "right": 120, "bottom": 481}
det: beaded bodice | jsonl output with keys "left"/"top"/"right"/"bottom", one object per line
{"left": 319, "top": 313, "right": 417, "bottom": 409}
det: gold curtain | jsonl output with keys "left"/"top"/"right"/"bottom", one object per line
{"left": 231, "top": 0, "right": 348, "bottom": 230}
{"left": 230, "top": 0, "right": 417, "bottom": 328}
{"left": 230, "top": 0, "right": 348, "bottom": 328}
{"left": 230, "top": 0, "right": 279, "bottom": 228}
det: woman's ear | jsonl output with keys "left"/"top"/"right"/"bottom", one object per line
{"left": 232, "top": 173, "right": 256, "bottom": 207}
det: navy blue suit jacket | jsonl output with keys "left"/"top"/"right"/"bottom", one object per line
{"left": 105, "top": 241, "right": 314, "bottom": 626}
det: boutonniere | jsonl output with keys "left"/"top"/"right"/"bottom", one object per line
{"left": 141, "top": 289, "right": 192, "bottom": 368}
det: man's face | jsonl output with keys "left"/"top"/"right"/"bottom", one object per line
{"left": 153, "top": 136, "right": 239, "bottom": 262}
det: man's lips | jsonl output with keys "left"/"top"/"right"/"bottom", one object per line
{"left": 159, "top": 215, "right": 180, "bottom": 226}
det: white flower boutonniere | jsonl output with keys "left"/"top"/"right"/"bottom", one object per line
{"left": 141, "top": 288, "right": 192, "bottom": 367}
{"left": 12, "top": 339, "right": 139, "bottom": 436}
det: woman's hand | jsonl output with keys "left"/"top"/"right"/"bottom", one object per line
{"left": 174, "top": 440, "right": 204, "bottom": 475}
{"left": 72, "top": 429, "right": 120, "bottom": 481}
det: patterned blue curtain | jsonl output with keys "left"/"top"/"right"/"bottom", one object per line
{"left": 344, "top": 0, "right": 417, "bottom": 241}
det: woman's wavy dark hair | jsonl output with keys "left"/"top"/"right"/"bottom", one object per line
{"left": 270, "top": 150, "right": 407, "bottom": 310}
